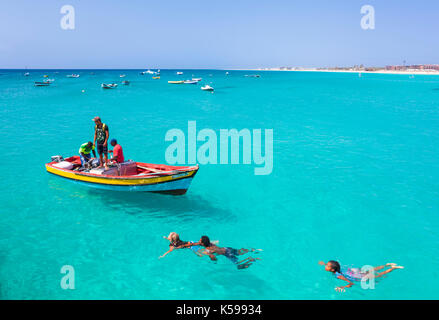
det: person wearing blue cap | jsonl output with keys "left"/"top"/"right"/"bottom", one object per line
{"left": 109, "top": 139, "right": 124, "bottom": 163}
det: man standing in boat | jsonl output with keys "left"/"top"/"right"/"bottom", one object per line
{"left": 92, "top": 116, "right": 109, "bottom": 170}
{"left": 109, "top": 139, "right": 125, "bottom": 163}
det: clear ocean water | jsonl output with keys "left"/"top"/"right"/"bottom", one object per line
{"left": 1, "top": 69, "right": 438, "bottom": 299}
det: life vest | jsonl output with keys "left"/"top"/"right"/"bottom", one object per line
{"left": 95, "top": 123, "right": 107, "bottom": 143}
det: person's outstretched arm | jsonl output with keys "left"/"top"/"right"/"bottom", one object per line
{"left": 201, "top": 249, "right": 217, "bottom": 261}
{"left": 159, "top": 246, "right": 174, "bottom": 259}
{"left": 179, "top": 241, "right": 200, "bottom": 248}
{"left": 335, "top": 275, "right": 354, "bottom": 292}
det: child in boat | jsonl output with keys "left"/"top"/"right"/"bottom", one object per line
{"left": 159, "top": 232, "right": 200, "bottom": 259}
{"left": 319, "top": 260, "right": 404, "bottom": 292}
{"left": 194, "top": 235, "right": 262, "bottom": 270}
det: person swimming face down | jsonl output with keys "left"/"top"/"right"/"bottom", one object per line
{"left": 200, "top": 235, "right": 211, "bottom": 247}
{"left": 166, "top": 232, "right": 180, "bottom": 246}
{"left": 326, "top": 260, "right": 341, "bottom": 273}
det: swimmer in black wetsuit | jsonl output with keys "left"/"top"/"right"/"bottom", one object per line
{"left": 194, "top": 235, "right": 262, "bottom": 269}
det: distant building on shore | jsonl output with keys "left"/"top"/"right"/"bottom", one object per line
{"left": 386, "top": 64, "right": 439, "bottom": 71}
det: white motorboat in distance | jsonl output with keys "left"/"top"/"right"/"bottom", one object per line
{"left": 201, "top": 85, "right": 214, "bottom": 92}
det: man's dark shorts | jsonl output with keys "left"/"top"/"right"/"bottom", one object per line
{"left": 97, "top": 143, "right": 108, "bottom": 155}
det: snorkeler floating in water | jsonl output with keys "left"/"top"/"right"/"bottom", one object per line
{"left": 319, "top": 260, "right": 404, "bottom": 292}
{"left": 194, "top": 235, "right": 262, "bottom": 270}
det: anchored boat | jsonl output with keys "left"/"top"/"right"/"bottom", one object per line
{"left": 168, "top": 80, "right": 184, "bottom": 84}
{"left": 101, "top": 83, "right": 118, "bottom": 89}
{"left": 201, "top": 84, "right": 214, "bottom": 91}
{"left": 34, "top": 81, "right": 52, "bottom": 87}
{"left": 46, "top": 156, "right": 199, "bottom": 195}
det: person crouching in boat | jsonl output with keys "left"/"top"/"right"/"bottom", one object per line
{"left": 194, "top": 236, "right": 262, "bottom": 270}
{"left": 92, "top": 116, "right": 109, "bottom": 170}
{"left": 79, "top": 141, "right": 97, "bottom": 167}
{"left": 159, "top": 232, "right": 197, "bottom": 259}
{"left": 109, "top": 139, "right": 124, "bottom": 163}
{"left": 319, "top": 260, "right": 404, "bottom": 292}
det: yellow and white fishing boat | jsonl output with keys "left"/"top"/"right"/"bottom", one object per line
{"left": 46, "top": 156, "right": 199, "bottom": 195}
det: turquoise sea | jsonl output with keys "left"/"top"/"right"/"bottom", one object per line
{"left": 1, "top": 69, "right": 439, "bottom": 299}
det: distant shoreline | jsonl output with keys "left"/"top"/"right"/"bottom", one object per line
{"left": 240, "top": 68, "right": 439, "bottom": 76}
{"left": 1, "top": 68, "right": 439, "bottom": 76}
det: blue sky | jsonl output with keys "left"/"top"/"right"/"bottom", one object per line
{"left": 1, "top": 0, "right": 438, "bottom": 69}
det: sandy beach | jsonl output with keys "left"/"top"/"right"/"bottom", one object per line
{"left": 246, "top": 68, "right": 439, "bottom": 76}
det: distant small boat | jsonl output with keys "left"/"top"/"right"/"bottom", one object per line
{"left": 192, "top": 78, "right": 202, "bottom": 82}
{"left": 34, "top": 81, "right": 51, "bottom": 87}
{"left": 245, "top": 74, "right": 260, "bottom": 78}
{"left": 152, "top": 76, "right": 160, "bottom": 79}
{"left": 120, "top": 74, "right": 126, "bottom": 78}
{"left": 141, "top": 70, "right": 155, "bottom": 75}
{"left": 43, "top": 75, "right": 49, "bottom": 78}
{"left": 184, "top": 80, "right": 198, "bottom": 84}
{"left": 24, "top": 72, "right": 30, "bottom": 76}
{"left": 168, "top": 80, "right": 185, "bottom": 84}
{"left": 225, "top": 72, "right": 229, "bottom": 75}
{"left": 176, "top": 72, "right": 183, "bottom": 75}
{"left": 201, "top": 85, "right": 214, "bottom": 92}
{"left": 122, "top": 80, "right": 130, "bottom": 85}
{"left": 67, "top": 74, "right": 80, "bottom": 78}
{"left": 101, "top": 83, "right": 118, "bottom": 89}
